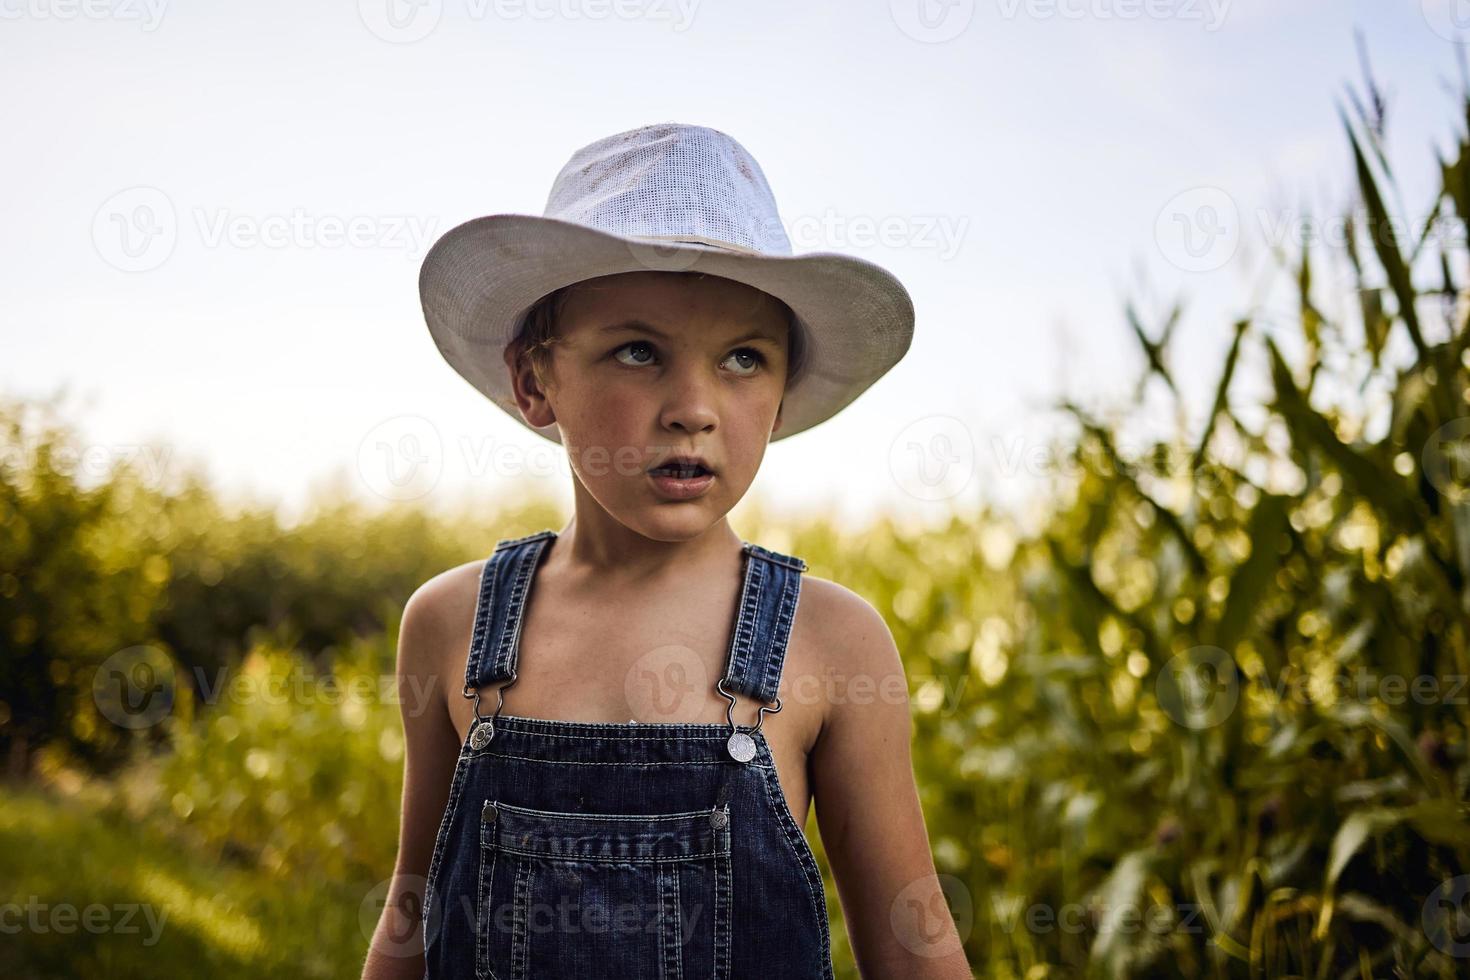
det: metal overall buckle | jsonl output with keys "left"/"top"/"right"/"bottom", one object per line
{"left": 463, "top": 677, "right": 514, "bottom": 750}
{"left": 717, "top": 676, "right": 781, "bottom": 763}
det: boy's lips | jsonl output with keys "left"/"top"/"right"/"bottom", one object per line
{"left": 646, "top": 453, "right": 716, "bottom": 476}
{"left": 647, "top": 454, "right": 716, "bottom": 499}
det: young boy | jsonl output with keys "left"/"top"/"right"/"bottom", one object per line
{"left": 362, "top": 123, "right": 972, "bottom": 980}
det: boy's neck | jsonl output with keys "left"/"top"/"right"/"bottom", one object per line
{"left": 553, "top": 515, "right": 745, "bottom": 580}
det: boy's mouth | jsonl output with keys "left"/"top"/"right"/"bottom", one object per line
{"left": 647, "top": 454, "right": 715, "bottom": 479}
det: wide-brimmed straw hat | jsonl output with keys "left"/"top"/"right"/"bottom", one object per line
{"left": 418, "top": 121, "right": 914, "bottom": 444}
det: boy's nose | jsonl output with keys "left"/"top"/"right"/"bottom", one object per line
{"left": 658, "top": 374, "right": 720, "bottom": 435}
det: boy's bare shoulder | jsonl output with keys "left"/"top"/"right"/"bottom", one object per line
{"left": 398, "top": 559, "right": 487, "bottom": 678}
{"left": 794, "top": 573, "right": 904, "bottom": 678}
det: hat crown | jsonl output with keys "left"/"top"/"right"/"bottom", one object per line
{"left": 543, "top": 123, "right": 794, "bottom": 257}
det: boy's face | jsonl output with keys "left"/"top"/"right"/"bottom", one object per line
{"left": 509, "top": 270, "right": 791, "bottom": 540}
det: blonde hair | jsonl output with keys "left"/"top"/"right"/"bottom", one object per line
{"left": 506, "top": 273, "right": 808, "bottom": 395}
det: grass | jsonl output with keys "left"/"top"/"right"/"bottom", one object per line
{"left": 0, "top": 784, "right": 373, "bottom": 979}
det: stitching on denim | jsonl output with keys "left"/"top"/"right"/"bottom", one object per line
{"left": 759, "top": 567, "right": 802, "bottom": 706}
{"left": 487, "top": 722, "right": 730, "bottom": 739}
{"left": 476, "top": 838, "right": 500, "bottom": 980}
{"left": 510, "top": 858, "right": 530, "bottom": 980}
{"left": 495, "top": 542, "right": 535, "bottom": 680}
{"left": 502, "top": 533, "right": 555, "bottom": 682}
{"left": 745, "top": 542, "right": 808, "bottom": 572}
{"left": 492, "top": 802, "right": 728, "bottom": 822}
{"left": 492, "top": 845, "right": 729, "bottom": 863}
{"left": 469, "top": 750, "right": 770, "bottom": 769}
{"left": 720, "top": 546, "right": 760, "bottom": 699}
{"left": 724, "top": 552, "right": 766, "bottom": 702}
{"left": 465, "top": 551, "right": 502, "bottom": 691}
{"left": 422, "top": 733, "right": 476, "bottom": 931}
{"left": 493, "top": 529, "right": 555, "bottom": 552}
{"left": 714, "top": 824, "right": 731, "bottom": 980}
{"left": 756, "top": 739, "right": 834, "bottom": 979}
{"left": 669, "top": 862, "right": 684, "bottom": 980}
{"left": 656, "top": 864, "right": 673, "bottom": 980}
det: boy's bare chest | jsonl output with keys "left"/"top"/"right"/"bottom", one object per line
{"left": 441, "top": 571, "right": 824, "bottom": 824}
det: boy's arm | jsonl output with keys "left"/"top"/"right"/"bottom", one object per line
{"left": 808, "top": 588, "right": 973, "bottom": 979}
{"left": 361, "top": 574, "right": 468, "bottom": 980}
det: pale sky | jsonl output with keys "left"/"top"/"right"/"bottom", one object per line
{"left": 1, "top": 0, "right": 1461, "bottom": 536}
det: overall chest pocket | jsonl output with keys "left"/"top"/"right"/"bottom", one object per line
{"left": 477, "top": 799, "right": 733, "bottom": 980}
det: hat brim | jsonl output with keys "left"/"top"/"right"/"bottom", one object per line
{"left": 419, "top": 213, "right": 914, "bottom": 445}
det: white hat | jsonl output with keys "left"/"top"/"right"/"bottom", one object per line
{"left": 418, "top": 121, "right": 915, "bottom": 444}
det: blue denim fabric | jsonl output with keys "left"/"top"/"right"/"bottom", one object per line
{"left": 421, "top": 529, "right": 835, "bottom": 980}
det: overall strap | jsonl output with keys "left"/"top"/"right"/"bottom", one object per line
{"left": 719, "top": 541, "right": 808, "bottom": 707}
{"left": 462, "top": 529, "right": 557, "bottom": 695}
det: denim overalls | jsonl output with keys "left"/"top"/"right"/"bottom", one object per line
{"left": 421, "top": 529, "right": 835, "bottom": 980}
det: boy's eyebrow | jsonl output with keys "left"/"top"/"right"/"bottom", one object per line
{"left": 598, "top": 319, "right": 783, "bottom": 345}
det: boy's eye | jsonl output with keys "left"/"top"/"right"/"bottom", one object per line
{"left": 610, "top": 341, "right": 767, "bottom": 375}
{"left": 723, "top": 348, "right": 765, "bottom": 375}
{"left": 612, "top": 340, "right": 657, "bottom": 366}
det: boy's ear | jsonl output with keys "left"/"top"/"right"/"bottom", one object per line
{"left": 504, "top": 345, "right": 556, "bottom": 429}
{"left": 771, "top": 397, "right": 783, "bottom": 435}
